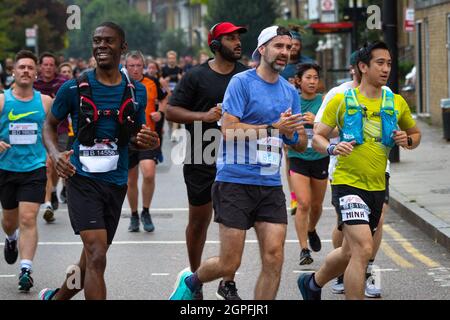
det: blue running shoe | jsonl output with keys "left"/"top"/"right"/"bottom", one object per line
{"left": 39, "top": 288, "right": 59, "bottom": 300}
{"left": 169, "top": 267, "right": 194, "bottom": 300}
{"left": 141, "top": 211, "right": 155, "bottom": 232}
{"left": 297, "top": 273, "right": 321, "bottom": 300}
{"left": 18, "top": 268, "right": 34, "bottom": 292}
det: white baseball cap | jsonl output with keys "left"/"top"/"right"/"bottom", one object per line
{"left": 252, "top": 26, "right": 292, "bottom": 62}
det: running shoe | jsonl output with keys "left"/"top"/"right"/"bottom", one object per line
{"left": 331, "top": 275, "right": 345, "bottom": 294}
{"left": 18, "top": 268, "right": 34, "bottom": 292}
{"left": 128, "top": 215, "right": 140, "bottom": 232}
{"left": 299, "top": 248, "right": 314, "bottom": 265}
{"left": 39, "top": 288, "right": 59, "bottom": 300}
{"left": 4, "top": 238, "right": 18, "bottom": 264}
{"left": 365, "top": 275, "right": 381, "bottom": 298}
{"left": 216, "top": 280, "right": 241, "bottom": 300}
{"left": 51, "top": 191, "right": 59, "bottom": 210}
{"left": 308, "top": 229, "right": 322, "bottom": 252}
{"left": 141, "top": 211, "right": 155, "bottom": 232}
{"left": 43, "top": 205, "right": 55, "bottom": 223}
{"left": 297, "top": 273, "right": 321, "bottom": 300}
{"left": 290, "top": 199, "right": 298, "bottom": 216}
{"left": 169, "top": 267, "right": 194, "bottom": 300}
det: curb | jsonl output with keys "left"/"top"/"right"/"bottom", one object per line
{"left": 389, "top": 187, "right": 450, "bottom": 251}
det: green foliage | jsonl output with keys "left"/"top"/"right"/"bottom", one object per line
{"left": 205, "top": 0, "right": 280, "bottom": 58}
{"left": 63, "top": 0, "right": 160, "bottom": 59}
{"left": 158, "top": 29, "right": 190, "bottom": 57}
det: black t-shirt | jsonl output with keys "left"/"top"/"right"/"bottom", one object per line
{"left": 169, "top": 61, "right": 248, "bottom": 166}
{"left": 162, "top": 65, "right": 183, "bottom": 91}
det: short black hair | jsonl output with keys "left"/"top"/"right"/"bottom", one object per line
{"left": 15, "top": 50, "right": 38, "bottom": 65}
{"left": 296, "top": 63, "right": 321, "bottom": 78}
{"left": 276, "top": 26, "right": 292, "bottom": 37}
{"left": 357, "top": 41, "right": 391, "bottom": 71}
{"left": 39, "top": 52, "right": 57, "bottom": 65}
{"left": 96, "top": 21, "right": 126, "bottom": 43}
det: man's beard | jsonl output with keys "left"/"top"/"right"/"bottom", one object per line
{"left": 219, "top": 45, "right": 240, "bottom": 62}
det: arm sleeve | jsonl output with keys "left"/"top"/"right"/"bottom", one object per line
{"left": 222, "top": 76, "right": 248, "bottom": 119}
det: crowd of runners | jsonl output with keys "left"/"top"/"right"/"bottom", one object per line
{"left": 0, "top": 20, "right": 421, "bottom": 300}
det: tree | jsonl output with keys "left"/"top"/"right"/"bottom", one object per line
{"left": 63, "top": 0, "right": 160, "bottom": 59}
{"left": 204, "top": 0, "right": 280, "bottom": 58}
{"left": 158, "top": 29, "right": 190, "bottom": 57}
{"left": 0, "top": 0, "right": 23, "bottom": 60}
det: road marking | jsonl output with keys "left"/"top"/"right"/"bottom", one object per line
{"left": 383, "top": 225, "right": 441, "bottom": 268}
{"left": 293, "top": 270, "right": 316, "bottom": 273}
{"left": 151, "top": 273, "right": 170, "bottom": 276}
{"left": 380, "top": 241, "right": 414, "bottom": 268}
{"left": 47, "top": 207, "right": 336, "bottom": 212}
{"left": 0, "top": 275, "right": 15, "bottom": 278}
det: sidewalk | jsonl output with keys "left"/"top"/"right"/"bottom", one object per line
{"left": 389, "top": 119, "right": 450, "bottom": 250}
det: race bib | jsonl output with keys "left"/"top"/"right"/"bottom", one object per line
{"left": 339, "top": 195, "right": 370, "bottom": 222}
{"left": 257, "top": 136, "right": 282, "bottom": 166}
{"left": 79, "top": 142, "right": 119, "bottom": 173}
{"left": 305, "top": 128, "right": 314, "bottom": 149}
{"left": 9, "top": 123, "right": 38, "bottom": 145}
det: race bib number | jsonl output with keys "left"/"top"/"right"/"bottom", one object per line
{"left": 9, "top": 123, "right": 38, "bottom": 145}
{"left": 79, "top": 142, "right": 119, "bottom": 173}
{"left": 305, "top": 128, "right": 314, "bottom": 148}
{"left": 257, "top": 136, "right": 282, "bottom": 166}
{"left": 339, "top": 195, "right": 370, "bottom": 222}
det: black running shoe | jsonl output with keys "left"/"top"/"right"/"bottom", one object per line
{"left": 51, "top": 191, "right": 59, "bottom": 210}
{"left": 308, "top": 229, "right": 322, "bottom": 252}
{"left": 216, "top": 280, "right": 241, "bottom": 300}
{"left": 4, "top": 238, "right": 18, "bottom": 264}
{"left": 299, "top": 248, "right": 313, "bottom": 265}
{"left": 18, "top": 268, "right": 34, "bottom": 292}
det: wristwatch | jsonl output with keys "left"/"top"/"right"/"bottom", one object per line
{"left": 407, "top": 136, "right": 413, "bottom": 147}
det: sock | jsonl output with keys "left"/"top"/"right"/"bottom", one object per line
{"left": 45, "top": 201, "right": 52, "bottom": 207}
{"left": 290, "top": 192, "right": 296, "bottom": 201}
{"left": 20, "top": 259, "right": 33, "bottom": 271}
{"left": 131, "top": 211, "right": 139, "bottom": 217}
{"left": 184, "top": 272, "right": 202, "bottom": 292}
{"left": 7, "top": 229, "right": 18, "bottom": 242}
{"left": 308, "top": 273, "right": 322, "bottom": 291}
{"left": 142, "top": 207, "right": 149, "bottom": 214}
{"left": 367, "top": 259, "right": 375, "bottom": 278}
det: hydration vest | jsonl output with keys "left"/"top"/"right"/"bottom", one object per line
{"left": 338, "top": 88, "right": 398, "bottom": 148}
{"left": 76, "top": 72, "right": 139, "bottom": 147}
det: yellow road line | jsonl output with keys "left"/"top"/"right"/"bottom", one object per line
{"left": 383, "top": 225, "right": 441, "bottom": 268}
{"left": 380, "top": 241, "right": 414, "bottom": 268}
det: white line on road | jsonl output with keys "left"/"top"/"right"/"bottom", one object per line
{"left": 46, "top": 207, "right": 336, "bottom": 212}
{"left": 0, "top": 275, "right": 15, "bottom": 278}
{"left": 151, "top": 273, "right": 170, "bottom": 276}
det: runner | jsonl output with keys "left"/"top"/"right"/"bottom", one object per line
{"left": 288, "top": 63, "right": 329, "bottom": 266}
{"left": 39, "top": 22, "right": 159, "bottom": 300}
{"left": 0, "top": 50, "right": 52, "bottom": 291}
{"left": 299, "top": 41, "right": 421, "bottom": 300}
{"left": 169, "top": 25, "right": 307, "bottom": 300}
{"left": 125, "top": 50, "right": 168, "bottom": 232}
{"left": 315, "top": 50, "right": 392, "bottom": 297}
{"left": 166, "top": 21, "right": 248, "bottom": 300}
{"left": 34, "top": 52, "right": 68, "bottom": 222}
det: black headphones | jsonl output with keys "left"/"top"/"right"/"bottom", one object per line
{"left": 209, "top": 23, "right": 222, "bottom": 53}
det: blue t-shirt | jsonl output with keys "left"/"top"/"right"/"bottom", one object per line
{"left": 52, "top": 70, "right": 146, "bottom": 186}
{"left": 216, "top": 69, "right": 301, "bottom": 186}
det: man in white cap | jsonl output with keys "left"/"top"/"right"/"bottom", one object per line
{"left": 169, "top": 25, "right": 307, "bottom": 300}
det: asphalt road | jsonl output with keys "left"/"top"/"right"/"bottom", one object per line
{"left": 0, "top": 131, "right": 449, "bottom": 300}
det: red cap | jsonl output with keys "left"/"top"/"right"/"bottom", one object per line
{"left": 208, "top": 22, "right": 247, "bottom": 46}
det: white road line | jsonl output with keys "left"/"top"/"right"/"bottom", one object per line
{"left": 0, "top": 275, "right": 15, "bottom": 278}
{"left": 151, "top": 273, "right": 170, "bottom": 276}
{"left": 45, "top": 207, "right": 336, "bottom": 212}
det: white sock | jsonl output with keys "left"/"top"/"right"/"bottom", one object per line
{"left": 45, "top": 201, "right": 52, "bottom": 207}
{"left": 20, "top": 259, "right": 33, "bottom": 271}
{"left": 6, "top": 229, "right": 18, "bottom": 241}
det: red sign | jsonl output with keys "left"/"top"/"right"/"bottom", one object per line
{"left": 404, "top": 8, "right": 415, "bottom": 32}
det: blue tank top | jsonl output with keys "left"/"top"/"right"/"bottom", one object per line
{"left": 0, "top": 89, "right": 47, "bottom": 172}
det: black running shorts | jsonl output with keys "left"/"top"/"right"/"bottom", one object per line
{"left": 183, "top": 164, "right": 216, "bottom": 206}
{"left": 212, "top": 181, "right": 287, "bottom": 230}
{"left": 0, "top": 167, "right": 47, "bottom": 209}
{"left": 332, "top": 184, "right": 385, "bottom": 234}
{"left": 384, "top": 172, "right": 390, "bottom": 204}
{"left": 289, "top": 156, "right": 330, "bottom": 180}
{"left": 66, "top": 174, "right": 127, "bottom": 244}
{"left": 128, "top": 148, "right": 161, "bottom": 169}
